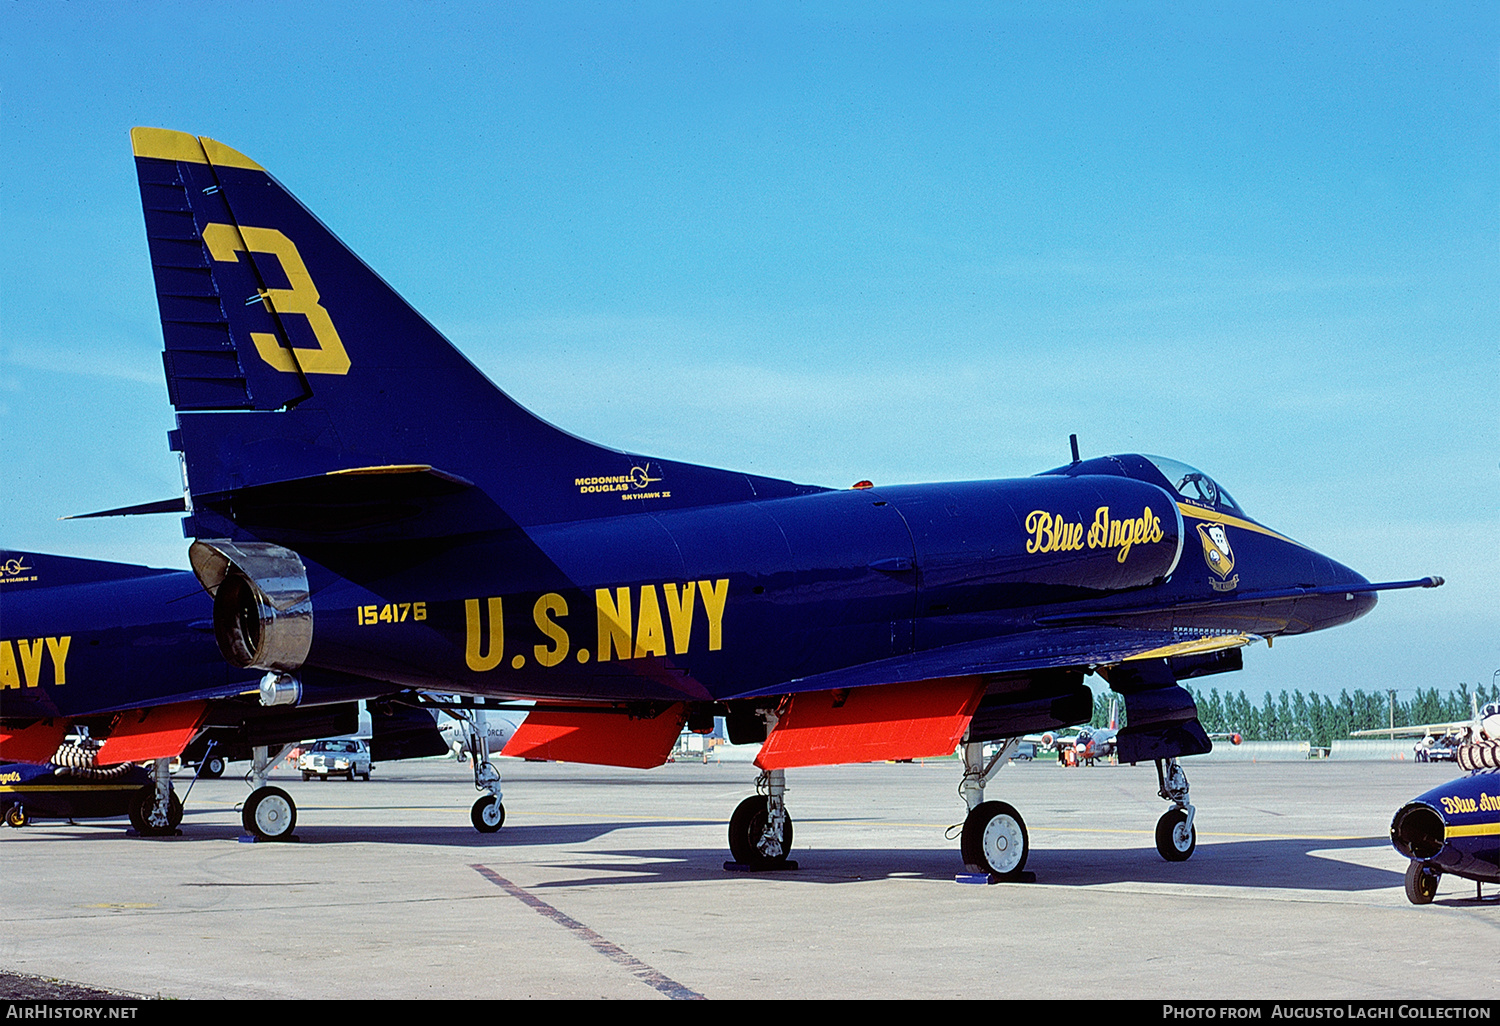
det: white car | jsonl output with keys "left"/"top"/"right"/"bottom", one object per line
{"left": 298, "top": 739, "right": 373, "bottom": 781}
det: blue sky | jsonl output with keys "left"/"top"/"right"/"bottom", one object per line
{"left": 2, "top": 2, "right": 1495, "bottom": 702}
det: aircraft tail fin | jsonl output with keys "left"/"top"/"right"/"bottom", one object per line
{"left": 131, "top": 128, "right": 816, "bottom": 538}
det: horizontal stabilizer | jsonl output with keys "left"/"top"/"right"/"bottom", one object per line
{"left": 186, "top": 464, "right": 516, "bottom": 542}
{"left": 0, "top": 550, "right": 182, "bottom": 589}
{"left": 63, "top": 497, "right": 187, "bottom": 520}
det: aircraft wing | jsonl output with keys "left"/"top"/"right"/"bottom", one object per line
{"left": 730, "top": 625, "right": 1256, "bottom": 700}
{"left": 1349, "top": 721, "right": 1474, "bottom": 739}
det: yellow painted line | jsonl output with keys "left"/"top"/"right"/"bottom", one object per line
{"left": 1177, "top": 503, "right": 1302, "bottom": 548}
{"left": 1447, "top": 823, "right": 1500, "bottom": 838}
{"left": 79, "top": 903, "right": 157, "bottom": 910}
{"left": 1029, "top": 826, "right": 1378, "bottom": 842}
{"left": 326, "top": 464, "right": 434, "bottom": 476}
{"left": 0, "top": 784, "right": 142, "bottom": 793}
{"left": 1127, "top": 634, "right": 1254, "bottom": 661}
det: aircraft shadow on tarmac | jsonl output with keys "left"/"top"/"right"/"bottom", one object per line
{"left": 13, "top": 817, "right": 1417, "bottom": 897}
{"left": 494, "top": 834, "right": 1410, "bottom": 893}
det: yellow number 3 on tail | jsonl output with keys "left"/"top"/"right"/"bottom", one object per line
{"left": 202, "top": 223, "right": 352, "bottom": 376}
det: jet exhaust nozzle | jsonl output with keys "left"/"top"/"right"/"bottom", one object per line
{"left": 189, "top": 540, "right": 312, "bottom": 672}
{"left": 1391, "top": 801, "right": 1446, "bottom": 861}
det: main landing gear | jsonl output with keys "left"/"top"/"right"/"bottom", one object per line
{"left": 240, "top": 744, "right": 298, "bottom": 841}
{"left": 953, "top": 740, "right": 1201, "bottom": 880}
{"left": 129, "top": 758, "right": 183, "bottom": 838}
{"left": 958, "top": 740, "right": 1032, "bottom": 880}
{"left": 727, "top": 769, "right": 795, "bottom": 870}
{"left": 1153, "top": 757, "right": 1196, "bottom": 862}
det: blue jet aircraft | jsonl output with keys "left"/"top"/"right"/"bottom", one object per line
{"left": 1390, "top": 705, "right": 1500, "bottom": 904}
{"left": 14, "top": 127, "right": 1443, "bottom": 875}
{"left": 0, "top": 551, "right": 460, "bottom": 837}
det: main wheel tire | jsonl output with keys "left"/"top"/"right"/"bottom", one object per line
{"left": 727, "top": 795, "right": 794, "bottom": 867}
{"left": 200, "top": 756, "right": 226, "bottom": 779}
{"left": 1404, "top": 860, "right": 1439, "bottom": 905}
{"left": 128, "top": 785, "right": 183, "bottom": 837}
{"left": 242, "top": 786, "right": 297, "bottom": 840}
{"left": 1155, "top": 808, "right": 1196, "bottom": 862}
{"left": 961, "top": 801, "right": 1029, "bottom": 878}
{"left": 471, "top": 796, "right": 505, "bottom": 833}
{"left": 5, "top": 805, "right": 28, "bottom": 828}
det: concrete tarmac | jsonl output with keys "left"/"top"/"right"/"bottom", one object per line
{"left": 1, "top": 755, "right": 1495, "bottom": 1000}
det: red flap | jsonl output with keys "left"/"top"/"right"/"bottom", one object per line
{"left": 502, "top": 705, "right": 684, "bottom": 769}
{"left": 0, "top": 720, "right": 71, "bottom": 764}
{"left": 97, "top": 701, "right": 207, "bottom": 765}
{"left": 757, "top": 677, "right": 987, "bottom": 769}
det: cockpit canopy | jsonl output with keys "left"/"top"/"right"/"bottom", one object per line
{"left": 1140, "top": 456, "right": 1242, "bottom": 513}
{"left": 1041, "top": 453, "right": 1244, "bottom": 515}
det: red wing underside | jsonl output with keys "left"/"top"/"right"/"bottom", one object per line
{"left": 0, "top": 721, "right": 71, "bottom": 763}
{"left": 756, "top": 677, "right": 988, "bottom": 770}
{"left": 502, "top": 704, "right": 685, "bottom": 769}
{"left": 96, "top": 701, "right": 208, "bottom": 765}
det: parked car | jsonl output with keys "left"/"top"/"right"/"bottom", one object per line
{"left": 298, "top": 739, "right": 373, "bottom": 781}
{"left": 1415, "top": 732, "right": 1462, "bottom": 763}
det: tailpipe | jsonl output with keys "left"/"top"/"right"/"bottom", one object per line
{"left": 1391, "top": 801, "right": 1446, "bottom": 861}
{"left": 189, "top": 540, "right": 312, "bottom": 672}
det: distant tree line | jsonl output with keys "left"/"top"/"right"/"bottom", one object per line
{"left": 1088, "top": 682, "right": 1500, "bottom": 749}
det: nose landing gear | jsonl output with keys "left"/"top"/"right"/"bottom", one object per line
{"left": 1153, "top": 757, "right": 1196, "bottom": 862}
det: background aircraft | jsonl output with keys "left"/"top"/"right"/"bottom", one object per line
{"left": 106, "top": 127, "right": 1440, "bottom": 875}
{"left": 437, "top": 706, "right": 525, "bottom": 762}
{"left": 0, "top": 758, "right": 155, "bottom": 830}
{"left": 1351, "top": 698, "right": 1500, "bottom": 745}
{"left": 1388, "top": 700, "right": 1500, "bottom": 904}
{"left": 0, "top": 550, "right": 469, "bottom": 837}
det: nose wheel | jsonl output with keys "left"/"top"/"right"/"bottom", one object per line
{"left": 1155, "top": 807, "right": 1196, "bottom": 861}
{"left": 1153, "top": 757, "right": 1197, "bottom": 863}
{"left": 1404, "top": 860, "right": 1439, "bottom": 904}
{"left": 471, "top": 795, "right": 505, "bottom": 832}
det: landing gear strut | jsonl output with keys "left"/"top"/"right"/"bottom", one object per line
{"left": 462, "top": 712, "right": 505, "bottom": 833}
{"left": 1153, "top": 757, "right": 1196, "bottom": 861}
{"left": 728, "top": 769, "right": 794, "bottom": 869}
{"left": 129, "top": 758, "right": 183, "bottom": 837}
{"left": 957, "top": 739, "right": 1032, "bottom": 880}
{"left": 240, "top": 744, "right": 297, "bottom": 841}
{"left": 1404, "top": 860, "right": 1439, "bottom": 904}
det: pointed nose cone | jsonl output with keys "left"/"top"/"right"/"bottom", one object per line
{"left": 1286, "top": 553, "right": 1377, "bottom": 634}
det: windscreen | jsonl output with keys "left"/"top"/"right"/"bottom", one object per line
{"left": 1142, "top": 456, "right": 1243, "bottom": 513}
